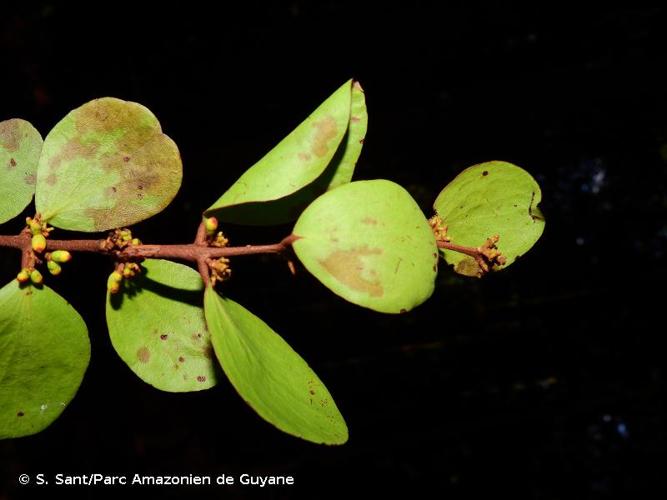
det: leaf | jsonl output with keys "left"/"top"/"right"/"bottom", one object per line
{"left": 106, "top": 260, "right": 217, "bottom": 392}
{"left": 327, "top": 81, "right": 368, "bottom": 189}
{"left": 293, "top": 180, "right": 438, "bottom": 314}
{"left": 433, "top": 161, "right": 545, "bottom": 276}
{"left": 204, "top": 287, "right": 347, "bottom": 445}
{"left": 0, "top": 281, "right": 89, "bottom": 439}
{"left": 35, "top": 97, "right": 182, "bottom": 232}
{"left": 0, "top": 119, "right": 43, "bottom": 224}
{"left": 204, "top": 79, "right": 367, "bottom": 225}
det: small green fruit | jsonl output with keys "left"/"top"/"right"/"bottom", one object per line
{"left": 31, "top": 234, "right": 47, "bottom": 253}
{"left": 50, "top": 250, "right": 72, "bottom": 263}
{"left": 30, "top": 269, "right": 43, "bottom": 284}
{"left": 47, "top": 261, "right": 62, "bottom": 276}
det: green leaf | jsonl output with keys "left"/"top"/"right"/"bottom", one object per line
{"left": 318, "top": 80, "right": 368, "bottom": 190}
{"left": 0, "top": 119, "right": 43, "bottom": 224}
{"left": 293, "top": 180, "right": 438, "bottom": 314}
{"left": 0, "top": 281, "right": 89, "bottom": 439}
{"left": 433, "top": 161, "right": 545, "bottom": 276}
{"left": 35, "top": 98, "right": 182, "bottom": 232}
{"left": 204, "top": 287, "right": 347, "bottom": 445}
{"left": 106, "top": 260, "right": 217, "bottom": 392}
{"left": 204, "top": 79, "right": 367, "bottom": 225}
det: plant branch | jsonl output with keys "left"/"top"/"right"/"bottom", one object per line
{"left": 437, "top": 240, "right": 481, "bottom": 259}
{"left": 0, "top": 232, "right": 300, "bottom": 267}
{"left": 437, "top": 237, "right": 507, "bottom": 275}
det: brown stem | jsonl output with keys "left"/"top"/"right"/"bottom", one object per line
{"left": 197, "top": 257, "right": 210, "bottom": 286}
{"left": 0, "top": 232, "right": 299, "bottom": 266}
{"left": 437, "top": 240, "right": 481, "bottom": 259}
{"left": 438, "top": 239, "right": 488, "bottom": 272}
{"left": 437, "top": 237, "right": 506, "bottom": 276}
{"left": 194, "top": 221, "right": 207, "bottom": 246}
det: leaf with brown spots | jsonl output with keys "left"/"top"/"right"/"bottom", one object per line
{"left": 204, "top": 79, "right": 367, "bottom": 225}
{"left": 434, "top": 161, "right": 545, "bottom": 275}
{"left": 0, "top": 281, "right": 89, "bottom": 439}
{"left": 35, "top": 98, "right": 182, "bottom": 232}
{"left": 106, "top": 260, "right": 217, "bottom": 393}
{"left": 204, "top": 287, "right": 348, "bottom": 445}
{"left": 293, "top": 180, "right": 438, "bottom": 314}
{"left": 0, "top": 119, "right": 43, "bottom": 224}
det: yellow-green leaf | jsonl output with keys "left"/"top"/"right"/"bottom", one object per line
{"left": 434, "top": 161, "right": 545, "bottom": 276}
{"left": 35, "top": 98, "right": 182, "bottom": 232}
{"left": 205, "top": 79, "right": 367, "bottom": 225}
{"left": 0, "top": 282, "right": 89, "bottom": 439}
{"left": 204, "top": 287, "right": 348, "bottom": 445}
{"left": 293, "top": 180, "right": 438, "bottom": 314}
{"left": 106, "top": 260, "right": 217, "bottom": 392}
{"left": 0, "top": 119, "right": 43, "bottom": 224}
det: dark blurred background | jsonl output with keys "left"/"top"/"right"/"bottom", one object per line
{"left": 1, "top": 2, "right": 666, "bottom": 499}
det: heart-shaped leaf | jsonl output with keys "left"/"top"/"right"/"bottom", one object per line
{"left": 0, "top": 281, "right": 90, "bottom": 439}
{"left": 35, "top": 97, "right": 182, "bottom": 232}
{"left": 293, "top": 180, "right": 438, "bottom": 314}
{"left": 204, "top": 287, "right": 348, "bottom": 445}
{"left": 106, "top": 260, "right": 217, "bottom": 392}
{"left": 433, "top": 161, "right": 545, "bottom": 276}
{"left": 0, "top": 119, "right": 43, "bottom": 224}
{"left": 204, "top": 79, "right": 367, "bottom": 225}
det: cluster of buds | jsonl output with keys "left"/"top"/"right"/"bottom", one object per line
{"left": 203, "top": 217, "right": 229, "bottom": 248}
{"left": 478, "top": 235, "right": 507, "bottom": 272}
{"left": 107, "top": 262, "right": 143, "bottom": 294}
{"left": 16, "top": 267, "right": 44, "bottom": 285}
{"left": 101, "top": 228, "right": 141, "bottom": 251}
{"left": 26, "top": 216, "right": 53, "bottom": 254}
{"left": 45, "top": 250, "right": 73, "bottom": 276}
{"left": 209, "top": 257, "right": 231, "bottom": 285}
{"left": 17, "top": 216, "right": 73, "bottom": 285}
{"left": 428, "top": 215, "right": 450, "bottom": 243}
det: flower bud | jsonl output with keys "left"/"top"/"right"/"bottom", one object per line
{"left": 47, "top": 261, "right": 62, "bottom": 276}
{"left": 16, "top": 269, "right": 30, "bottom": 283}
{"left": 50, "top": 250, "right": 72, "bottom": 263}
{"left": 31, "top": 234, "right": 47, "bottom": 253}
{"left": 107, "top": 271, "right": 123, "bottom": 294}
{"left": 30, "top": 269, "right": 43, "bottom": 284}
{"left": 27, "top": 219, "right": 42, "bottom": 236}
{"left": 204, "top": 216, "right": 219, "bottom": 236}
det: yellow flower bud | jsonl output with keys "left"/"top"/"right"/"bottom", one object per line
{"left": 28, "top": 220, "right": 43, "bottom": 236}
{"left": 204, "top": 216, "right": 219, "bottom": 236}
{"left": 31, "top": 234, "right": 47, "bottom": 253}
{"left": 16, "top": 269, "right": 30, "bottom": 283}
{"left": 30, "top": 269, "right": 43, "bottom": 284}
{"left": 47, "top": 261, "right": 62, "bottom": 276}
{"left": 50, "top": 250, "right": 72, "bottom": 263}
{"left": 107, "top": 271, "right": 123, "bottom": 294}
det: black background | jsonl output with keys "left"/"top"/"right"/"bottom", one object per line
{"left": 1, "top": 3, "right": 666, "bottom": 499}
